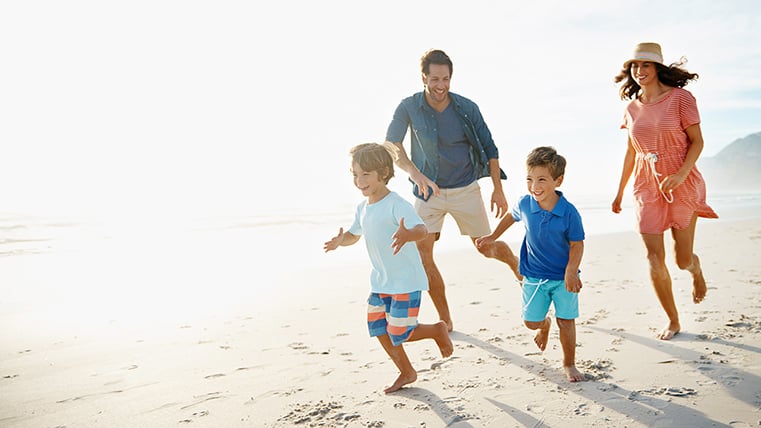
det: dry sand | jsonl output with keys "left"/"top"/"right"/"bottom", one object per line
{"left": 1, "top": 216, "right": 760, "bottom": 427}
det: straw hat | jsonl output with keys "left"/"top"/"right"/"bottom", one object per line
{"left": 623, "top": 42, "right": 664, "bottom": 69}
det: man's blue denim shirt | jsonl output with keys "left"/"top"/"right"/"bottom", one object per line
{"left": 385, "top": 91, "right": 507, "bottom": 186}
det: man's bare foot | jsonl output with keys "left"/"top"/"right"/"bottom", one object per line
{"left": 564, "top": 365, "right": 586, "bottom": 382}
{"left": 433, "top": 321, "right": 454, "bottom": 358}
{"left": 534, "top": 317, "right": 551, "bottom": 351}
{"left": 443, "top": 319, "right": 454, "bottom": 332}
{"left": 384, "top": 371, "right": 417, "bottom": 394}
{"left": 657, "top": 323, "right": 680, "bottom": 340}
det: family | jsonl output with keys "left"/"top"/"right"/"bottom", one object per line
{"left": 323, "top": 43, "right": 717, "bottom": 393}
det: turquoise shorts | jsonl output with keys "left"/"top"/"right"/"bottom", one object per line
{"left": 521, "top": 276, "right": 579, "bottom": 322}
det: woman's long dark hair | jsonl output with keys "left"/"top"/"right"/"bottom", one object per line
{"left": 614, "top": 60, "right": 699, "bottom": 100}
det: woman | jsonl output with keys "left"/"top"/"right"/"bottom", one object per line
{"left": 611, "top": 42, "right": 718, "bottom": 340}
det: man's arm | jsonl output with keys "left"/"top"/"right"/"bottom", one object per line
{"left": 388, "top": 141, "right": 441, "bottom": 200}
{"left": 488, "top": 158, "right": 508, "bottom": 218}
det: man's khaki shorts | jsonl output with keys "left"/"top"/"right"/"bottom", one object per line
{"left": 414, "top": 181, "right": 490, "bottom": 238}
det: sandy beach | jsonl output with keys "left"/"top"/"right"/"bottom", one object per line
{"left": 1, "top": 213, "right": 760, "bottom": 427}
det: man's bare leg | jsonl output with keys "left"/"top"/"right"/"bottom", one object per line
{"left": 474, "top": 238, "right": 521, "bottom": 281}
{"left": 417, "top": 234, "right": 453, "bottom": 331}
{"left": 557, "top": 318, "right": 585, "bottom": 382}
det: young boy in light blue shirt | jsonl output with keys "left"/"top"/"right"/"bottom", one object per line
{"left": 324, "top": 143, "right": 453, "bottom": 393}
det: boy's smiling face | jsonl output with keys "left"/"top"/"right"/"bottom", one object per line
{"left": 352, "top": 162, "right": 388, "bottom": 203}
{"left": 526, "top": 165, "right": 563, "bottom": 208}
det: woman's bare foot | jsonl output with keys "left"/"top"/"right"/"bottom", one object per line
{"left": 433, "top": 321, "right": 454, "bottom": 358}
{"left": 534, "top": 317, "right": 551, "bottom": 351}
{"left": 443, "top": 319, "right": 454, "bottom": 333}
{"left": 692, "top": 256, "right": 708, "bottom": 303}
{"left": 384, "top": 371, "right": 417, "bottom": 394}
{"left": 657, "top": 322, "right": 680, "bottom": 340}
{"left": 564, "top": 365, "right": 586, "bottom": 382}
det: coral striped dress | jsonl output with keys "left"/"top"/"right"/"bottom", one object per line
{"left": 621, "top": 87, "right": 718, "bottom": 234}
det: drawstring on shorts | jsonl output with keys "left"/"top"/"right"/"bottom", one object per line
{"left": 521, "top": 278, "right": 549, "bottom": 313}
{"left": 643, "top": 152, "right": 674, "bottom": 203}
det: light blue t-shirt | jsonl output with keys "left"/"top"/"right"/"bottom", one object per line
{"left": 512, "top": 191, "right": 585, "bottom": 280}
{"left": 348, "top": 192, "right": 429, "bottom": 294}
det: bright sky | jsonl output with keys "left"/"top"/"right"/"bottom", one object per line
{"left": 2, "top": 0, "right": 760, "bottom": 220}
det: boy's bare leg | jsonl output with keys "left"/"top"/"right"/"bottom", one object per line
{"left": 417, "top": 234, "right": 453, "bottom": 332}
{"left": 474, "top": 238, "right": 522, "bottom": 281}
{"left": 642, "top": 233, "right": 680, "bottom": 340}
{"left": 557, "top": 318, "right": 585, "bottom": 382}
{"left": 525, "top": 317, "right": 551, "bottom": 351}
{"left": 376, "top": 334, "right": 417, "bottom": 394}
{"left": 407, "top": 321, "right": 454, "bottom": 358}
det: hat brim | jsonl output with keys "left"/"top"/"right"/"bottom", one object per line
{"left": 623, "top": 52, "right": 664, "bottom": 69}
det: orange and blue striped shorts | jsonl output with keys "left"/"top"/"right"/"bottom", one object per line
{"left": 367, "top": 291, "right": 421, "bottom": 346}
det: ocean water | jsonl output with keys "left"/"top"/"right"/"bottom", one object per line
{"left": 1, "top": 190, "right": 760, "bottom": 331}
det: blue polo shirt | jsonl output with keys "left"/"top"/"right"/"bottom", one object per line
{"left": 512, "top": 192, "right": 585, "bottom": 280}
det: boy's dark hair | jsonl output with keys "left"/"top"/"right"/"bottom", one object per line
{"left": 350, "top": 143, "right": 398, "bottom": 184}
{"left": 614, "top": 61, "right": 699, "bottom": 101}
{"left": 526, "top": 146, "right": 566, "bottom": 179}
{"left": 420, "top": 49, "right": 453, "bottom": 77}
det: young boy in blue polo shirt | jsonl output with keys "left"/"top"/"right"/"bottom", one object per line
{"left": 477, "top": 146, "right": 586, "bottom": 382}
{"left": 324, "top": 143, "right": 453, "bottom": 393}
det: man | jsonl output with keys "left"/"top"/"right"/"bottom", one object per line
{"left": 385, "top": 49, "right": 520, "bottom": 332}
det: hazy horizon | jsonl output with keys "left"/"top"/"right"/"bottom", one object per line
{"left": 2, "top": 0, "right": 759, "bottom": 221}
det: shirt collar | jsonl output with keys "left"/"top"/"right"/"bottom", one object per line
{"left": 529, "top": 191, "right": 567, "bottom": 216}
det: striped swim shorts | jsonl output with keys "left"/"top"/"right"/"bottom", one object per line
{"left": 367, "top": 291, "right": 421, "bottom": 346}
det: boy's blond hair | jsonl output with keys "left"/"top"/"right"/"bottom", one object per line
{"left": 350, "top": 143, "right": 399, "bottom": 184}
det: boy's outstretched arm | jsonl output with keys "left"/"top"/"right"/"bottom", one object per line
{"left": 476, "top": 214, "right": 515, "bottom": 249}
{"left": 565, "top": 240, "right": 584, "bottom": 293}
{"left": 391, "top": 217, "right": 427, "bottom": 255}
{"left": 324, "top": 227, "right": 360, "bottom": 253}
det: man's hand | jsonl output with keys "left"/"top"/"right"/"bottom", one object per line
{"left": 410, "top": 171, "right": 440, "bottom": 200}
{"left": 491, "top": 189, "right": 508, "bottom": 218}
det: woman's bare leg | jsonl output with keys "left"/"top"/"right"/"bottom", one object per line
{"left": 671, "top": 214, "right": 707, "bottom": 303}
{"left": 641, "top": 233, "right": 680, "bottom": 340}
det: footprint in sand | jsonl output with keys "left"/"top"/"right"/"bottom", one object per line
{"left": 288, "top": 342, "right": 309, "bottom": 350}
{"left": 204, "top": 373, "right": 226, "bottom": 379}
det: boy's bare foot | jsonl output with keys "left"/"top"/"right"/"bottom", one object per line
{"left": 564, "top": 365, "right": 586, "bottom": 382}
{"left": 384, "top": 371, "right": 417, "bottom": 394}
{"left": 657, "top": 323, "right": 680, "bottom": 340}
{"left": 433, "top": 321, "right": 454, "bottom": 358}
{"left": 534, "top": 317, "right": 551, "bottom": 351}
